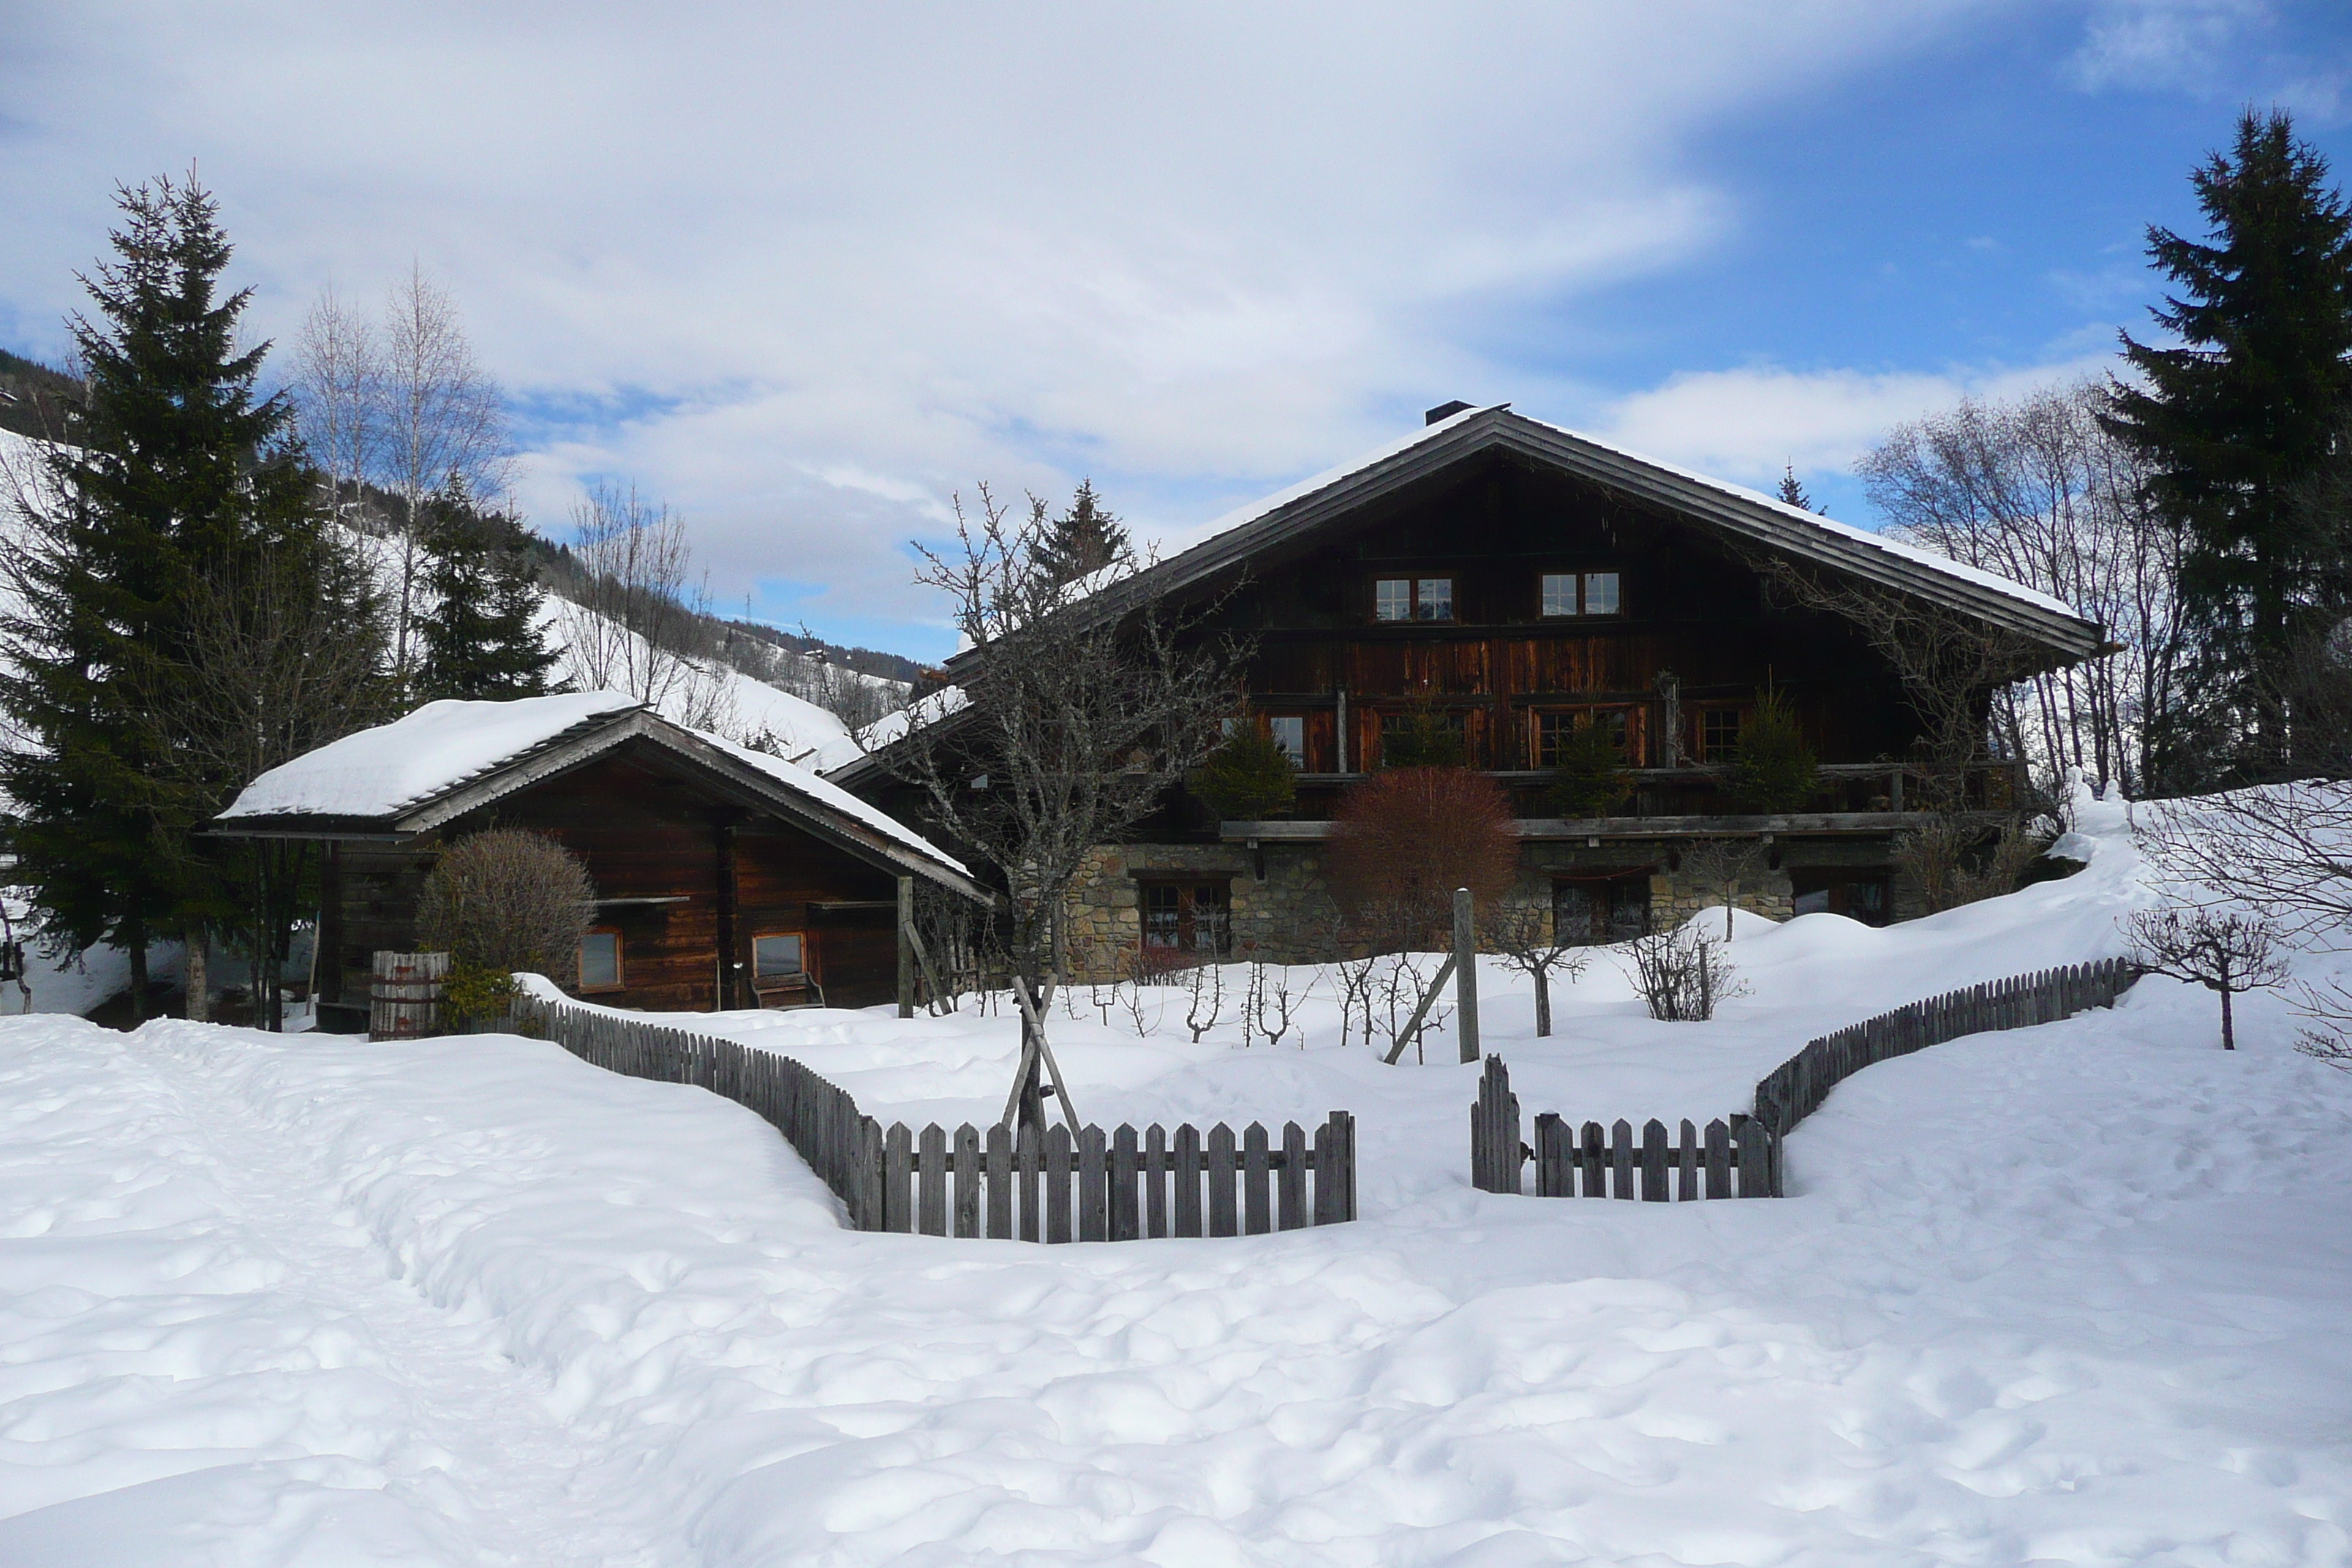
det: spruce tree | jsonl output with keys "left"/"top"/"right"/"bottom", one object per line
{"left": 1036, "top": 479, "right": 1131, "bottom": 584}
{"left": 2108, "top": 110, "right": 2352, "bottom": 780}
{"left": 0, "top": 178, "right": 301, "bottom": 1018}
{"left": 413, "top": 473, "right": 561, "bottom": 702}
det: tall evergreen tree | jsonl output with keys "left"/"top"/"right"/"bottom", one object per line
{"left": 2108, "top": 110, "right": 2352, "bottom": 782}
{"left": 0, "top": 177, "right": 363, "bottom": 1024}
{"left": 1035, "top": 479, "right": 1131, "bottom": 584}
{"left": 413, "top": 472, "right": 561, "bottom": 702}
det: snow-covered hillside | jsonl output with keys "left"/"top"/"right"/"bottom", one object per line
{"left": 2, "top": 788, "right": 2348, "bottom": 1564}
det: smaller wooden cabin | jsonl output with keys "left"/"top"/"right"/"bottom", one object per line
{"left": 212, "top": 693, "right": 987, "bottom": 1031}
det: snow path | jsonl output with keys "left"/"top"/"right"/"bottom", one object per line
{"left": 0, "top": 1022, "right": 661, "bottom": 1566}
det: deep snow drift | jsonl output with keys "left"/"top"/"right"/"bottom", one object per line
{"left": 2, "top": 793, "right": 2349, "bottom": 1566}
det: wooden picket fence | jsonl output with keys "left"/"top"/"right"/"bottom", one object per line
{"left": 1750, "top": 957, "right": 2138, "bottom": 1135}
{"left": 511, "top": 992, "right": 1355, "bottom": 1241}
{"left": 876, "top": 1113, "right": 1355, "bottom": 1240}
{"left": 513, "top": 992, "right": 881, "bottom": 1224}
{"left": 1469, "top": 1055, "right": 1780, "bottom": 1200}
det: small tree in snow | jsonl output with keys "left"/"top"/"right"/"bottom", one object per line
{"left": 2127, "top": 905, "right": 2288, "bottom": 1052}
{"left": 1482, "top": 898, "right": 1586, "bottom": 1036}
{"left": 1628, "top": 925, "right": 1745, "bottom": 1022}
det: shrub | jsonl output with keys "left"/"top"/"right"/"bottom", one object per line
{"left": 1380, "top": 687, "right": 1467, "bottom": 769}
{"left": 1548, "top": 718, "right": 1635, "bottom": 818}
{"left": 1189, "top": 727, "right": 1297, "bottom": 820}
{"left": 1627, "top": 925, "right": 1746, "bottom": 1021}
{"left": 1329, "top": 766, "right": 1518, "bottom": 949}
{"left": 417, "top": 828, "right": 594, "bottom": 987}
{"left": 1723, "top": 689, "right": 1820, "bottom": 813}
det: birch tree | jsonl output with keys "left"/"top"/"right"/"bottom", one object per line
{"left": 379, "top": 264, "right": 509, "bottom": 680}
{"left": 289, "top": 284, "right": 380, "bottom": 531}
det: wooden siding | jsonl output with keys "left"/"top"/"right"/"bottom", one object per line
{"left": 325, "top": 740, "right": 908, "bottom": 1017}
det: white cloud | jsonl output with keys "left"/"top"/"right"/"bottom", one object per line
{"left": 0, "top": 1, "right": 2008, "bottom": 647}
{"left": 1589, "top": 355, "right": 2115, "bottom": 486}
{"left": 2068, "top": 0, "right": 2270, "bottom": 93}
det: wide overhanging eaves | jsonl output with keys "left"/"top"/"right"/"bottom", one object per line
{"left": 950, "top": 407, "right": 2103, "bottom": 669}
{"left": 211, "top": 709, "right": 990, "bottom": 905}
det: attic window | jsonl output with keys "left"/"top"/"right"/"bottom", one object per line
{"left": 1542, "top": 571, "right": 1622, "bottom": 617}
{"left": 1376, "top": 577, "right": 1452, "bottom": 622}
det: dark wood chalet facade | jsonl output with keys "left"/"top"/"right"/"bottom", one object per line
{"left": 213, "top": 696, "right": 986, "bottom": 1030}
{"left": 833, "top": 404, "right": 2100, "bottom": 974}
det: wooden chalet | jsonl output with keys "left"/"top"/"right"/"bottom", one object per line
{"left": 212, "top": 693, "right": 987, "bottom": 1030}
{"left": 833, "top": 403, "right": 2100, "bottom": 973}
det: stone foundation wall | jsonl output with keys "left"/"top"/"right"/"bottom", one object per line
{"left": 1058, "top": 834, "right": 1920, "bottom": 978}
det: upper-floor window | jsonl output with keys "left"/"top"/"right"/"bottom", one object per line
{"left": 1534, "top": 706, "right": 1634, "bottom": 768}
{"left": 1700, "top": 706, "right": 1744, "bottom": 763}
{"left": 1375, "top": 576, "right": 1453, "bottom": 622}
{"left": 1541, "top": 570, "right": 1622, "bottom": 617}
{"left": 1267, "top": 715, "right": 1305, "bottom": 766}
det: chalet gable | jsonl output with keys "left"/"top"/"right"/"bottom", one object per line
{"left": 1019, "top": 405, "right": 2101, "bottom": 664}
{"left": 214, "top": 693, "right": 987, "bottom": 902}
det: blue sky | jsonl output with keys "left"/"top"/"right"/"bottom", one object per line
{"left": 2, "top": 2, "right": 2348, "bottom": 660}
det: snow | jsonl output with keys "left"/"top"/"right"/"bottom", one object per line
{"left": 216, "top": 690, "right": 642, "bottom": 821}
{"left": 706, "top": 728, "right": 969, "bottom": 875}
{"left": 9, "top": 790, "right": 2349, "bottom": 1564}
{"left": 214, "top": 689, "right": 967, "bottom": 876}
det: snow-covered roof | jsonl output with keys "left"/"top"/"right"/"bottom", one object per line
{"left": 219, "top": 693, "right": 639, "bottom": 822}
{"left": 214, "top": 692, "right": 979, "bottom": 894}
{"left": 1007, "top": 404, "right": 2103, "bottom": 660}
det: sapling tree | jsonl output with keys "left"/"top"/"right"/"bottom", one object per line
{"left": 1723, "top": 687, "right": 1820, "bottom": 813}
{"left": 1677, "top": 838, "right": 1766, "bottom": 942}
{"left": 895, "top": 483, "right": 1244, "bottom": 1134}
{"left": 1482, "top": 898, "right": 1587, "bottom": 1036}
{"left": 2127, "top": 904, "right": 2288, "bottom": 1051}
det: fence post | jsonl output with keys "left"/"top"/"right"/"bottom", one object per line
{"left": 897, "top": 875, "right": 916, "bottom": 1019}
{"left": 1454, "top": 886, "right": 1480, "bottom": 1064}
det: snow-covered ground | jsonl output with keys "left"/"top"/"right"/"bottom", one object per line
{"left": 3, "top": 794, "right": 2350, "bottom": 1565}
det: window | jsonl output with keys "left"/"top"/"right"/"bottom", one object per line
{"left": 1140, "top": 880, "right": 1232, "bottom": 957}
{"left": 1553, "top": 875, "right": 1651, "bottom": 946}
{"left": 1266, "top": 715, "right": 1305, "bottom": 766}
{"left": 578, "top": 929, "right": 622, "bottom": 992}
{"left": 1534, "top": 707, "right": 1631, "bottom": 768}
{"left": 1789, "top": 871, "right": 1890, "bottom": 927}
{"left": 1539, "top": 570, "right": 1622, "bottom": 617}
{"left": 1700, "top": 707, "right": 1743, "bottom": 764}
{"left": 1374, "top": 576, "right": 1453, "bottom": 622}
{"left": 1381, "top": 707, "right": 1466, "bottom": 766}
{"left": 753, "top": 932, "right": 807, "bottom": 984}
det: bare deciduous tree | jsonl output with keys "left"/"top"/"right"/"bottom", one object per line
{"left": 290, "top": 285, "right": 381, "bottom": 531}
{"left": 1482, "top": 897, "right": 1587, "bottom": 1036}
{"left": 2134, "top": 783, "right": 2352, "bottom": 944}
{"left": 2127, "top": 904, "right": 2287, "bottom": 1051}
{"left": 555, "top": 480, "right": 739, "bottom": 734}
{"left": 896, "top": 483, "right": 1245, "bottom": 1133}
{"left": 380, "top": 265, "right": 510, "bottom": 679}
{"left": 1677, "top": 838, "right": 1766, "bottom": 942}
{"left": 129, "top": 526, "right": 395, "bottom": 1028}
{"left": 1861, "top": 380, "right": 2189, "bottom": 798}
